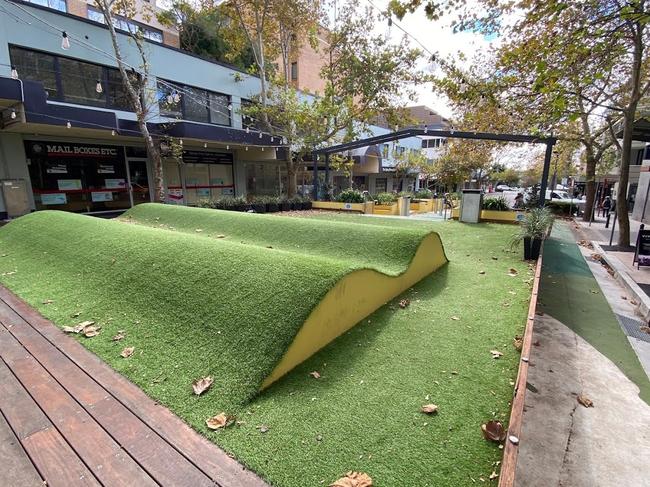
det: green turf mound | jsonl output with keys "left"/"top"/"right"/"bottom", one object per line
{"left": 0, "top": 209, "right": 447, "bottom": 408}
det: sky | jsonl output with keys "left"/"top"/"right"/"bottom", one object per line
{"left": 356, "top": 0, "right": 499, "bottom": 120}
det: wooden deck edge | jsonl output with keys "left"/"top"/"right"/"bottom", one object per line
{"left": 498, "top": 250, "right": 544, "bottom": 487}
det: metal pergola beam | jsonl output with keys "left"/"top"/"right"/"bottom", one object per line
{"left": 312, "top": 128, "right": 557, "bottom": 207}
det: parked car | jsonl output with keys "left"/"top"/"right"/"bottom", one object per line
{"left": 545, "top": 190, "right": 586, "bottom": 212}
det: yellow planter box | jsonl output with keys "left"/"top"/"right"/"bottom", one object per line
{"left": 373, "top": 203, "right": 399, "bottom": 215}
{"left": 450, "top": 208, "right": 525, "bottom": 223}
{"left": 312, "top": 201, "right": 374, "bottom": 213}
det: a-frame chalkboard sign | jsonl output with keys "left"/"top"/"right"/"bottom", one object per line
{"left": 634, "top": 224, "right": 650, "bottom": 269}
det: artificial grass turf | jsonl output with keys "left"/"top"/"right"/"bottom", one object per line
{"left": 0, "top": 208, "right": 445, "bottom": 410}
{"left": 538, "top": 221, "right": 650, "bottom": 404}
{"left": 0, "top": 209, "right": 533, "bottom": 486}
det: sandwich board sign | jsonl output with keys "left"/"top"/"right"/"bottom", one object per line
{"left": 634, "top": 224, "right": 650, "bottom": 268}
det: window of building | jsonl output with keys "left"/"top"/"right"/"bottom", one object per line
{"left": 290, "top": 62, "right": 298, "bottom": 81}
{"left": 25, "top": 0, "right": 66, "bottom": 12}
{"left": 157, "top": 81, "right": 231, "bottom": 126}
{"left": 241, "top": 99, "right": 262, "bottom": 131}
{"left": 9, "top": 46, "right": 133, "bottom": 111}
{"left": 87, "top": 7, "right": 163, "bottom": 43}
{"left": 375, "top": 177, "right": 387, "bottom": 193}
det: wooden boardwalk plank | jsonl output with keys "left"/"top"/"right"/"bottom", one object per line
{"left": 0, "top": 324, "right": 158, "bottom": 487}
{"left": 0, "top": 304, "right": 216, "bottom": 487}
{"left": 0, "top": 358, "right": 100, "bottom": 487}
{"left": 0, "top": 409, "right": 44, "bottom": 487}
{"left": 0, "top": 287, "right": 268, "bottom": 487}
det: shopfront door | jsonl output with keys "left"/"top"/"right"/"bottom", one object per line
{"left": 126, "top": 159, "right": 151, "bottom": 206}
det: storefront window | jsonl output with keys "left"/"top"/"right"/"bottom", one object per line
{"left": 375, "top": 177, "right": 387, "bottom": 193}
{"left": 8, "top": 47, "right": 58, "bottom": 99}
{"left": 183, "top": 151, "right": 234, "bottom": 204}
{"left": 246, "top": 162, "right": 286, "bottom": 196}
{"left": 157, "top": 80, "right": 231, "bottom": 126}
{"left": 25, "top": 141, "right": 136, "bottom": 213}
{"left": 59, "top": 58, "right": 104, "bottom": 107}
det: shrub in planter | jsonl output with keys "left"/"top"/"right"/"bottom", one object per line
{"left": 263, "top": 196, "right": 280, "bottom": 213}
{"left": 231, "top": 195, "right": 249, "bottom": 212}
{"left": 545, "top": 200, "right": 574, "bottom": 215}
{"left": 249, "top": 196, "right": 267, "bottom": 213}
{"left": 336, "top": 189, "right": 365, "bottom": 203}
{"left": 197, "top": 199, "right": 216, "bottom": 209}
{"left": 374, "top": 192, "right": 397, "bottom": 205}
{"left": 279, "top": 196, "right": 293, "bottom": 212}
{"left": 303, "top": 197, "right": 313, "bottom": 210}
{"left": 482, "top": 196, "right": 511, "bottom": 211}
{"left": 414, "top": 189, "right": 433, "bottom": 199}
{"left": 289, "top": 195, "right": 305, "bottom": 210}
{"left": 510, "top": 208, "right": 554, "bottom": 260}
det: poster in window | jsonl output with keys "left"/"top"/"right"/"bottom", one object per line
{"left": 57, "top": 179, "right": 82, "bottom": 190}
{"left": 46, "top": 163, "right": 68, "bottom": 174}
{"left": 167, "top": 189, "right": 183, "bottom": 204}
{"left": 98, "top": 164, "right": 115, "bottom": 174}
{"left": 41, "top": 193, "right": 67, "bottom": 205}
{"left": 197, "top": 188, "right": 210, "bottom": 198}
{"left": 221, "top": 187, "right": 234, "bottom": 196}
{"left": 104, "top": 178, "right": 126, "bottom": 189}
{"left": 91, "top": 191, "right": 114, "bottom": 202}
{"left": 210, "top": 178, "right": 225, "bottom": 186}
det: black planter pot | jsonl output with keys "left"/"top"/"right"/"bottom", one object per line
{"left": 530, "top": 237, "right": 542, "bottom": 260}
{"left": 303, "top": 201, "right": 313, "bottom": 210}
{"left": 233, "top": 204, "right": 249, "bottom": 212}
{"left": 266, "top": 203, "right": 279, "bottom": 213}
{"left": 523, "top": 237, "right": 532, "bottom": 260}
{"left": 251, "top": 203, "right": 266, "bottom": 213}
{"left": 280, "top": 202, "right": 292, "bottom": 212}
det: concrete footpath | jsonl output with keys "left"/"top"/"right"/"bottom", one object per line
{"left": 515, "top": 221, "right": 650, "bottom": 487}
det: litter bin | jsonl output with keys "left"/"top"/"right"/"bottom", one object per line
{"left": 399, "top": 195, "right": 411, "bottom": 216}
{"left": 459, "top": 189, "right": 483, "bottom": 223}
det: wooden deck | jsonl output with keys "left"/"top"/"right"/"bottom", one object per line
{"left": 0, "top": 286, "right": 268, "bottom": 487}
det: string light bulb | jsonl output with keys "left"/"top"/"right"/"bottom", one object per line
{"left": 424, "top": 125, "right": 428, "bottom": 134}
{"left": 166, "top": 94, "right": 174, "bottom": 104}
{"left": 10, "top": 108, "right": 16, "bottom": 120}
{"left": 226, "top": 145, "right": 230, "bottom": 150}
{"left": 173, "top": 92, "right": 180, "bottom": 103}
{"left": 259, "top": 131, "right": 263, "bottom": 139}
{"left": 95, "top": 80, "right": 103, "bottom": 94}
{"left": 459, "top": 79, "right": 467, "bottom": 94}
{"left": 61, "top": 31, "right": 70, "bottom": 50}
{"left": 203, "top": 142, "right": 207, "bottom": 148}
{"left": 261, "top": 146, "right": 264, "bottom": 151}
{"left": 227, "top": 104, "right": 233, "bottom": 111}
{"left": 111, "top": 129, "right": 116, "bottom": 136}
{"left": 179, "top": 139, "right": 183, "bottom": 145}
{"left": 66, "top": 121, "right": 71, "bottom": 128}
{"left": 245, "top": 126, "right": 250, "bottom": 134}
{"left": 245, "top": 146, "right": 249, "bottom": 151}
{"left": 10, "top": 66, "right": 18, "bottom": 79}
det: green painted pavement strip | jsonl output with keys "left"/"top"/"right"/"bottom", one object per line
{"left": 538, "top": 221, "right": 650, "bottom": 404}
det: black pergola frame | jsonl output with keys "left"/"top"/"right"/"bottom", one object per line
{"left": 312, "top": 128, "right": 557, "bottom": 207}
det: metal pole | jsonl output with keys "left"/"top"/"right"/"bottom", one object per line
{"left": 312, "top": 150, "right": 319, "bottom": 201}
{"left": 539, "top": 140, "right": 555, "bottom": 207}
{"left": 609, "top": 211, "right": 617, "bottom": 247}
{"left": 324, "top": 153, "right": 330, "bottom": 201}
{"left": 589, "top": 181, "right": 599, "bottom": 226}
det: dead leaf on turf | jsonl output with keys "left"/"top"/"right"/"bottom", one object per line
{"left": 83, "top": 326, "right": 101, "bottom": 338}
{"left": 257, "top": 424, "right": 269, "bottom": 433}
{"left": 421, "top": 404, "right": 439, "bottom": 414}
{"left": 112, "top": 330, "right": 126, "bottom": 341}
{"left": 120, "top": 346, "right": 135, "bottom": 358}
{"left": 195, "top": 228, "right": 203, "bottom": 232}
{"left": 62, "top": 323, "right": 86, "bottom": 334}
{"left": 329, "top": 471, "right": 373, "bottom": 487}
{"left": 479, "top": 270, "right": 486, "bottom": 275}
{"left": 206, "top": 413, "right": 233, "bottom": 430}
{"left": 192, "top": 376, "right": 214, "bottom": 395}
{"left": 42, "top": 299, "right": 54, "bottom": 304}
{"left": 309, "top": 371, "right": 321, "bottom": 379}
{"left": 640, "top": 326, "right": 650, "bottom": 334}
{"left": 71, "top": 311, "right": 81, "bottom": 318}
{"left": 513, "top": 336, "right": 523, "bottom": 351}
{"left": 451, "top": 316, "right": 460, "bottom": 321}
{"left": 507, "top": 268, "right": 518, "bottom": 276}
{"left": 490, "top": 350, "right": 503, "bottom": 359}
{"left": 481, "top": 420, "right": 507, "bottom": 442}
{"left": 215, "top": 234, "right": 226, "bottom": 238}
{"left": 489, "top": 471, "right": 499, "bottom": 480}
{"left": 577, "top": 394, "right": 594, "bottom": 408}
{"left": 399, "top": 299, "right": 410, "bottom": 309}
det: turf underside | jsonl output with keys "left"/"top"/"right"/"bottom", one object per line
{"left": 0, "top": 208, "right": 532, "bottom": 486}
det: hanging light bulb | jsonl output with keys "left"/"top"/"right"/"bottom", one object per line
{"left": 95, "top": 80, "right": 103, "bottom": 94}
{"left": 10, "top": 66, "right": 18, "bottom": 79}
{"left": 259, "top": 131, "right": 263, "bottom": 139}
{"left": 245, "top": 146, "right": 249, "bottom": 151}
{"left": 226, "top": 145, "right": 230, "bottom": 150}
{"left": 179, "top": 139, "right": 183, "bottom": 145}
{"left": 173, "top": 92, "right": 180, "bottom": 103}
{"left": 203, "top": 142, "right": 207, "bottom": 148}
{"left": 458, "top": 79, "right": 468, "bottom": 94}
{"left": 61, "top": 31, "right": 70, "bottom": 50}
{"left": 111, "top": 129, "right": 116, "bottom": 136}
{"left": 10, "top": 108, "right": 16, "bottom": 120}
{"left": 424, "top": 125, "right": 428, "bottom": 134}
{"left": 66, "top": 121, "right": 71, "bottom": 128}
{"left": 245, "top": 126, "right": 250, "bottom": 134}
{"left": 387, "top": 15, "right": 392, "bottom": 27}
{"left": 227, "top": 104, "right": 233, "bottom": 111}
{"left": 261, "top": 146, "right": 264, "bottom": 151}
{"left": 166, "top": 93, "right": 174, "bottom": 104}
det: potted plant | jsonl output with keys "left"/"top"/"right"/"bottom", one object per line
{"left": 291, "top": 195, "right": 306, "bottom": 210}
{"left": 336, "top": 189, "right": 365, "bottom": 203}
{"left": 482, "top": 196, "right": 511, "bottom": 211}
{"left": 374, "top": 192, "right": 397, "bottom": 205}
{"left": 510, "top": 208, "right": 554, "bottom": 260}
{"left": 231, "top": 195, "right": 249, "bottom": 212}
{"left": 303, "top": 196, "right": 313, "bottom": 210}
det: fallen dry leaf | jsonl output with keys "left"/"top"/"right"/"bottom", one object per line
{"left": 490, "top": 350, "right": 503, "bottom": 359}
{"left": 329, "top": 471, "right": 373, "bottom": 487}
{"left": 83, "top": 325, "right": 101, "bottom": 338}
{"left": 206, "top": 412, "right": 233, "bottom": 430}
{"left": 631, "top": 299, "right": 639, "bottom": 306}
{"left": 192, "top": 376, "right": 214, "bottom": 395}
{"left": 112, "top": 331, "right": 126, "bottom": 341}
{"left": 507, "top": 268, "right": 518, "bottom": 276}
{"left": 399, "top": 299, "right": 410, "bottom": 309}
{"left": 42, "top": 299, "right": 54, "bottom": 305}
{"left": 489, "top": 471, "right": 499, "bottom": 480}
{"left": 481, "top": 420, "right": 507, "bottom": 442}
{"left": 640, "top": 326, "right": 650, "bottom": 334}
{"left": 71, "top": 311, "right": 81, "bottom": 318}
{"left": 216, "top": 234, "right": 226, "bottom": 238}
{"left": 62, "top": 323, "right": 86, "bottom": 334}
{"left": 120, "top": 346, "right": 135, "bottom": 358}
{"left": 309, "top": 371, "right": 321, "bottom": 379}
{"left": 513, "top": 336, "right": 523, "bottom": 351}
{"left": 195, "top": 228, "right": 203, "bottom": 232}
{"left": 451, "top": 316, "right": 460, "bottom": 321}
{"left": 577, "top": 394, "right": 594, "bottom": 408}
{"left": 479, "top": 270, "right": 486, "bottom": 275}
{"left": 421, "top": 404, "right": 439, "bottom": 414}
{"left": 257, "top": 424, "right": 269, "bottom": 433}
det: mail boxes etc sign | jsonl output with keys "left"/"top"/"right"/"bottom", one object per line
{"left": 26, "top": 142, "right": 120, "bottom": 159}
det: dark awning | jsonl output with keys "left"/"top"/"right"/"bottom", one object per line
{"left": 616, "top": 118, "right": 650, "bottom": 143}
